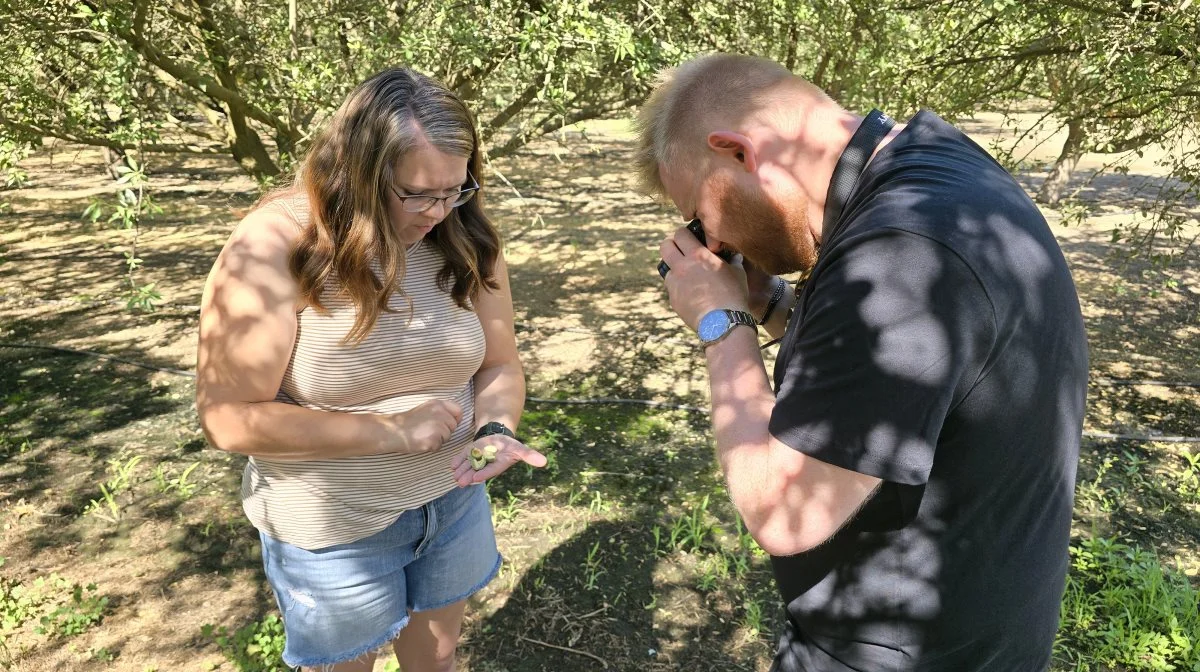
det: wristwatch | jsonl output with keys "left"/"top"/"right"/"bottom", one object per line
{"left": 697, "top": 309, "right": 757, "bottom": 348}
{"left": 474, "top": 421, "right": 515, "bottom": 441}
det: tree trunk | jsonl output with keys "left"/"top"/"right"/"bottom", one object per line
{"left": 226, "top": 110, "right": 279, "bottom": 177}
{"left": 338, "top": 18, "right": 355, "bottom": 79}
{"left": 784, "top": 22, "right": 800, "bottom": 71}
{"left": 811, "top": 50, "right": 832, "bottom": 89}
{"left": 1036, "top": 118, "right": 1086, "bottom": 205}
{"left": 100, "top": 146, "right": 127, "bottom": 180}
{"left": 389, "top": 0, "right": 408, "bottom": 27}
{"left": 190, "top": 0, "right": 282, "bottom": 178}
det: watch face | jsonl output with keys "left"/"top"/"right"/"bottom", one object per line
{"left": 698, "top": 310, "right": 730, "bottom": 343}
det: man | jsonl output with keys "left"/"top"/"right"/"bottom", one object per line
{"left": 638, "top": 53, "right": 1088, "bottom": 671}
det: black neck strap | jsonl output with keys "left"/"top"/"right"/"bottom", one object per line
{"left": 821, "top": 109, "right": 896, "bottom": 234}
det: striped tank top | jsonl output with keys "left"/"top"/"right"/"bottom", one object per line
{"left": 240, "top": 196, "right": 486, "bottom": 550}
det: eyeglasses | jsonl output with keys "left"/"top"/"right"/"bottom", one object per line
{"left": 389, "top": 171, "right": 479, "bottom": 213}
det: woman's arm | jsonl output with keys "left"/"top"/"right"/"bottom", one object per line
{"left": 195, "top": 208, "right": 461, "bottom": 460}
{"left": 471, "top": 253, "right": 525, "bottom": 432}
{"left": 452, "top": 252, "right": 545, "bottom": 485}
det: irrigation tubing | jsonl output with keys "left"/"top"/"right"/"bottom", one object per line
{"left": 2, "top": 341, "right": 1197, "bottom": 444}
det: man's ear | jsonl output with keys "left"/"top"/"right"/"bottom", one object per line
{"left": 707, "top": 131, "right": 758, "bottom": 172}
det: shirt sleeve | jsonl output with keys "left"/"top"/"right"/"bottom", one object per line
{"left": 769, "top": 228, "right": 997, "bottom": 486}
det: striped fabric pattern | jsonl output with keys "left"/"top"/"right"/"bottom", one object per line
{"left": 240, "top": 197, "right": 485, "bottom": 550}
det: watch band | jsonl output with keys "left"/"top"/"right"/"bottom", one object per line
{"left": 726, "top": 310, "right": 758, "bottom": 330}
{"left": 473, "top": 421, "right": 515, "bottom": 441}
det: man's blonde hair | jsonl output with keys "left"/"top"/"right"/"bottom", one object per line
{"left": 634, "top": 53, "right": 830, "bottom": 196}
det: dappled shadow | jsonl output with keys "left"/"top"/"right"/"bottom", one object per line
{"left": 0, "top": 190, "right": 239, "bottom": 311}
{"left": 492, "top": 401, "right": 716, "bottom": 513}
{"left": 1010, "top": 168, "right": 1200, "bottom": 216}
{"left": 1052, "top": 232, "right": 1200, "bottom": 384}
{"left": 470, "top": 515, "right": 763, "bottom": 672}
{"left": 468, "top": 518, "right": 662, "bottom": 671}
{"left": 492, "top": 134, "right": 721, "bottom": 413}
{"left": 160, "top": 515, "right": 263, "bottom": 583}
{"left": 0, "top": 294, "right": 263, "bottom": 667}
{"left": 482, "top": 123, "right": 1197, "bottom": 667}
{"left": 0, "top": 343, "right": 268, "bottom": 669}
{"left": 1087, "top": 383, "right": 1200, "bottom": 440}
{"left": 664, "top": 111, "right": 1091, "bottom": 666}
{"left": 474, "top": 398, "right": 780, "bottom": 670}
{"left": 1, "top": 116, "right": 1197, "bottom": 669}
{"left": 1074, "top": 436, "right": 1200, "bottom": 560}
{"left": 0, "top": 320, "right": 178, "bottom": 510}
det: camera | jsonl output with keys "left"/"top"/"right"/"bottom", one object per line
{"left": 657, "top": 219, "right": 734, "bottom": 279}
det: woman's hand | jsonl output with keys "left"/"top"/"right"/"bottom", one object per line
{"left": 392, "top": 400, "right": 463, "bottom": 454}
{"left": 451, "top": 434, "right": 547, "bottom": 486}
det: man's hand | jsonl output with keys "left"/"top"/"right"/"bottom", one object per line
{"left": 742, "top": 258, "right": 779, "bottom": 320}
{"left": 659, "top": 225, "right": 750, "bottom": 329}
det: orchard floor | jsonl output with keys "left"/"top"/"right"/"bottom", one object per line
{"left": 0, "top": 112, "right": 1197, "bottom": 671}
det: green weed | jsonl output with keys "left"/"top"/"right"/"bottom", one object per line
{"left": 1055, "top": 536, "right": 1200, "bottom": 671}
{"left": 201, "top": 614, "right": 287, "bottom": 672}
{"left": 35, "top": 581, "right": 109, "bottom": 638}
{"left": 668, "top": 494, "right": 714, "bottom": 553}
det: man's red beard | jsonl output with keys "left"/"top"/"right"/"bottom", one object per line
{"left": 713, "top": 173, "right": 818, "bottom": 275}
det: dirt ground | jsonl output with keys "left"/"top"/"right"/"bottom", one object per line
{"left": 0, "top": 112, "right": 1197, "bottom": 671}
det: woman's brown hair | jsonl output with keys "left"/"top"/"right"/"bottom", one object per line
{"left": 284, "top": 67, "right": 501, "bottom": 343}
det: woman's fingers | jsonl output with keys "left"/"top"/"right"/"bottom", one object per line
{"left": 451, "top": 437, "right": 547, "bottom": 486}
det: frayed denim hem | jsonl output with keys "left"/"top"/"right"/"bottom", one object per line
{"left": 411, "top": 553, "right": 502, "bottom": 613}
{"left": 281, "top": 614, "right": 411, "bottom": 670}
{"left": 278, "top": 554, "right": 499, "bottom": 668}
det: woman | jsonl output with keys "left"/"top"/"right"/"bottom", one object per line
{"left": 195, "top": 67, "right": 545, "bottom": 672}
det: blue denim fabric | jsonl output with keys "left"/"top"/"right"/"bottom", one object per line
{"left": 258, "top": 484, "right": 501, "bottom": 668}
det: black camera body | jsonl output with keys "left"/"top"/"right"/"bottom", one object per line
{"left": 657, "top": 219, "right": 733, "bottom": 278}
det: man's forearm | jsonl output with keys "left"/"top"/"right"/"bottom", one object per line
{"left": 704, "top": 327, "right": 778, "bottom": 529}
{"left": 704, "top": 327, "right": 885, "bottom": 555}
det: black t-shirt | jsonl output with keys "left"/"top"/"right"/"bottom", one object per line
{"left": 768, "top": 110, "right": 1089, "bottom": 672}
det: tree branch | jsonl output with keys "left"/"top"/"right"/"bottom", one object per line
{"left": 0, "top": 117, "right": 223, "bottom": 154}
{"left": 482, "top": 81, "right": 543, "bottom": 144}
{"left": 105, "top": 19, "right": 287, "bottom": 136}
{"left": 489, "top": 98, "right": 634, "bottom": 159}
{"left": 927, "top": 41, "right": 1195, "bottom": 69}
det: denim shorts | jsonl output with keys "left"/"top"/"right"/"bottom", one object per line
{"left": 257, "top": 484, "right": 501, "bottom": 669}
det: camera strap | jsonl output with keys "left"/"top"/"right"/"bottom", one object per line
{"left": 767, "top": 109, "right": 897, "bottom": 353}
{"left": 822, "top": 109, "right": 896, "bottom": 236}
